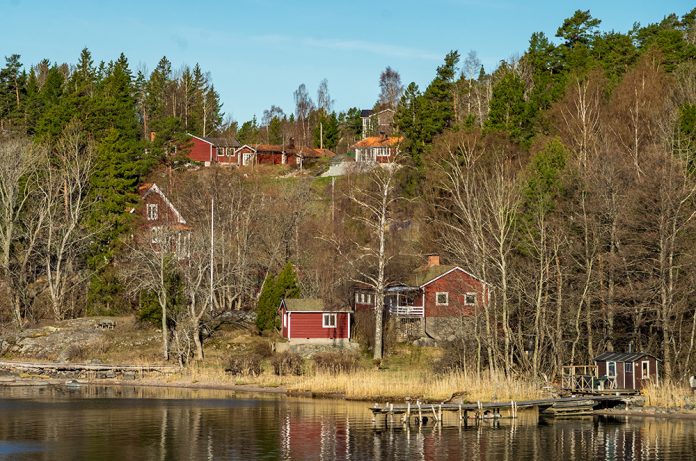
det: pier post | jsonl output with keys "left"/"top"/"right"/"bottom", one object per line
{"left": 458, "top": 403, "right": 463, "bottom": 425}
{"left": 417, "top": 401, "right": 422, "bottom": 426}
{"left": 438, "top": 404, "right": 443, "bottom": 424}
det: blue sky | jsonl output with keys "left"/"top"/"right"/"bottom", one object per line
{"left": 2, "top": 0, "right": 693, "bottom": 123}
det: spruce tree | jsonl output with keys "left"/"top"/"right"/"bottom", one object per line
{"left": 256, "top": 263, "right": 300, "bottom": 332}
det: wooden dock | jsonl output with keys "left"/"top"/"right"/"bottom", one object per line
{"left": 370, "top": 395, "right": 631, "bottom": 426}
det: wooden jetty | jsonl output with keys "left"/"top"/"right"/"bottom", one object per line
{"left": 370, "top": 395, "right": 630, "bottom": 426}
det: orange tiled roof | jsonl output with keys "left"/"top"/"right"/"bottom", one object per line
{"left": 351, "top": 136, "right": 403, "bottom": 149}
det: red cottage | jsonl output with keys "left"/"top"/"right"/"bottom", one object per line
{"left": 235, "top": 141, "right": 334, "bottom": 167}
{"left": 133, "top": 183, "right": 191, "bottom": 259}
{"left": 186, "top": 134, "right": 240, "bottom": 166}
{"left": 594, "top": 352, "right": 660, "bottom": 391}
{"left": 354, "top": 255, "right": 490, "bottom": 340}
{"left": 278, "top": 298, "right": 352, "bottom": 345}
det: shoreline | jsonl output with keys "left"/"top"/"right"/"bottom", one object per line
{"left": 3, "top": 374, "right": 696, "bottom": 420}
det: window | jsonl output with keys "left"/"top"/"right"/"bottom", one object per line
{"left": 146, "top": 203, "right": 158, "bottom": 220}
{"left": 322, "top": 313, "right": 337, "bottom": 328}
{"left": 150, "top": 227, "right": 161, "bottom": 244}
{"left": 607, "top": 361, "right": 616, "bottom": 378}
{"left": 625, "top": 362, "right": 633, "bottom": 374}
{"left": 355, "top": 292, "right": 373, "bottom": 304}
{"left": 217, "top": 147, "right": 225, "bottom": 156}
{"left": 436, "top": 292, "right": 449, "bottom": 306}
{"left": 642, "top": 361, "right": 650, "bottom": 379}
{"left": 465, "top": 293, "right": 477, "bottom": 305}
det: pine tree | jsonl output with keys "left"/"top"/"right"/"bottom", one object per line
{"left": 485, "top": 67, "right": 526, "bottom": 141}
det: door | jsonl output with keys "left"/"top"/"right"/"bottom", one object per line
{"left": 243, "top": 153, "right": 252, "bottom": 166}
{"left": 624, "top": 362, "right": 634, "bottom": 390}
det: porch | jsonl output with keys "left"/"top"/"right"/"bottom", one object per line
{"left": 385, "top": 286, "right": 424, "bottom": 318}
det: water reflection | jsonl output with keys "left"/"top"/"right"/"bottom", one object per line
{"left": 0, "top": 386, "right": 694, "bottom": 460}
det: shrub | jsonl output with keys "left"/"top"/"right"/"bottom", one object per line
{"left": 226, "top": 353, "right": 263, "bottom": 376}
{"left": 313, "top": 351, "right": 360, "bottom": 374}
{"left": 271, "top": 351, "right": 304, "bottom": 376}
{"left": 253, "top": 341, "right": 274, "bottom": 358}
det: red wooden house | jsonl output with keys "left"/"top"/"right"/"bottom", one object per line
{"left": 278, "top": 298, "right": 352, "bottom": 344}
{"left": 186, "top": 134, "right": 240, "bottom": 166}
{"left": 235, "top": 140, "right": 334, "bottom": 167}
{"left": 133, "top": 183, "right": 191, "bottom": 258}
{"left": 354, "top": 255, "right": 489, "bottom": 340}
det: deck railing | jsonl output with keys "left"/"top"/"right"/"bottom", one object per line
{"left": 388, "top": 305, "right": 424, "bottom": 317}
{"left": 562, "top": 365, "right": 599, "bottom": 392}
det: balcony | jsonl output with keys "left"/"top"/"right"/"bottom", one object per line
{"left": 388, "top": 305, "right": 424, "bottom": 317}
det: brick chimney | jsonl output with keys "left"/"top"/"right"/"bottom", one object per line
{"left": 426, "top": 254, "right": 440, "bottom": 267}
{"left": 288, "top": 137, "right": 295, "bottom": 149}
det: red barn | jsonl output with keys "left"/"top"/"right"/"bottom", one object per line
{"left": 279, "top": 298, "right": 352, "bottom": 344}
{"left": 186, "top": 134, "right": 240, "bottom": 166}
{"left": 354, "top": 255, "right": 489, "bottom": 340}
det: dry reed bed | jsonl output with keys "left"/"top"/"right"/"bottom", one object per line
{"left": 642, "top": 381, "right": 696, "bottom": 408}
{"left": 288, "top": 370, "right": 544, "bottom": 402}
{"left": 157, "top": 361, "right": 544, "bottom": 403}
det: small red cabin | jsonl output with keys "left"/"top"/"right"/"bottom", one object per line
{"left": 279, "top": 298, "right": 352, "bottom": 344}
{"left": 594, "top": 352, "right": 660, "bottom": 391}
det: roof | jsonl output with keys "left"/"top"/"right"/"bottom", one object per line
{"left": 352, "top": 136, "right": 403, "bottom": 149}
{"left": 188, "top": 134, "right": 240, "bottom": 148}
{"left": 360, "top": 109, "right": 373, "bottom": 118}
{"left": 281, "top": 298, "right": 352, "bottom": 313}
{"left": 140, "top": 183, "right": 187, "bottom": 225}
{"left": 253, "top": 144, "right": 335, "bottom": 158}
{"left": 408, "top": 265, "right": 459, "bottom": 287}
{"left": 594, "top": 352, "right": 661, "bottom": 362}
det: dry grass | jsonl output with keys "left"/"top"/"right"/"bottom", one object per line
{"left": 642, "top": 380, "right": 696, "bottom": 408}
{"left": 287, "top": 369, "right": 544, "bottom": 402}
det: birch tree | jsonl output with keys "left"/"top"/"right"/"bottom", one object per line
{"left": 330, "top": 163, "right": 400, "bottom": 361}
{"left": 40, "top": 124, "right": 95, "bottom": 320}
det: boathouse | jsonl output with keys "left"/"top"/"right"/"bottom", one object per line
{"left": 594, "top": 351, "right": 660, "bottom": 391}
{"left": 278, "top": 298, "right": 352, "bottom": 345}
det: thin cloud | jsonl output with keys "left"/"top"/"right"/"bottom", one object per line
{"left": 254, "top": 34, "right": 441, "bottom": 61}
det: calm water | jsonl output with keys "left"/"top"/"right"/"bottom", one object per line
{"left": 0, "top": 386, "right": 695, "bottom": 460}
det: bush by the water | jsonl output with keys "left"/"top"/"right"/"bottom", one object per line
{"left": 313, "top": 351, "right": 360, "bottom": 374}
{"left": 271, "top": 351, "right": 304, "bottom": 376}
{"left": 226, "top": 353, "right": 263, "bottom": 376}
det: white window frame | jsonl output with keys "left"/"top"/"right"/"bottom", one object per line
{"left": 322, "top": 313, "right": 337, "bottom": 328}
{"left": 464, "top": 292, "right": 477, "bottom": 305}
{"left": 146, "top": 203, "right": 158, "bottom": 221}
{"left": 435, "top": 292, "right": 449, "bottom": 306}
{"left": 283, "top": 313, "right": 287, "bottom": 328}
{"left": 607, "top": 361, "right": 617, "bottom": 378}
{"left": 641, "top": 360, "right": 650, "bottom": 379}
